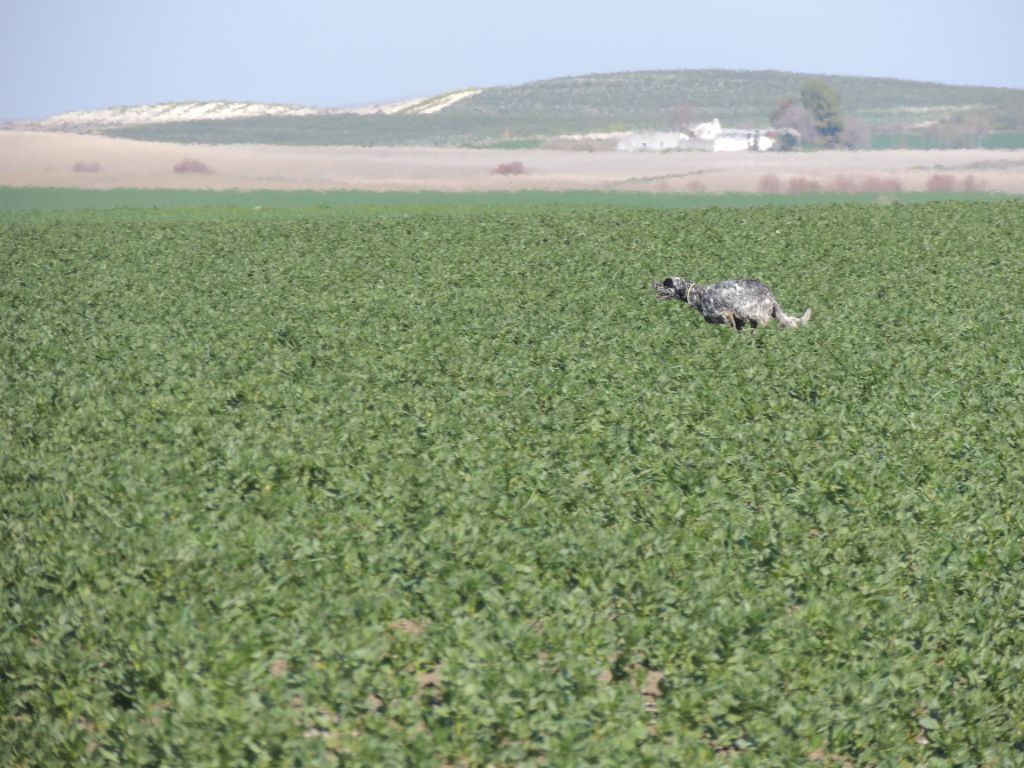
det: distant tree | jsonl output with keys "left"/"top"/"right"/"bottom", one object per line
{"left": 667, "top": 103, "right": 701, "bottom": 131}
{"left": 800, "top": 80, "right": 844, "bottom": 147}
{"left": 770, "top": 97, "right": 817, "bottom": 150}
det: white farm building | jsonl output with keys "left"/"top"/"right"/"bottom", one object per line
{"left": 616, "top": 119, "right": 775, "bottom": 153}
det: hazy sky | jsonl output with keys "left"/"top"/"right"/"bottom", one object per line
{"left": 3, "top": 0, "right": 1022, "bottom": 119}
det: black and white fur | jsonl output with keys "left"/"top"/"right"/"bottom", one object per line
{"left": 655, "top": 277, "right": 811, "bottom": 330}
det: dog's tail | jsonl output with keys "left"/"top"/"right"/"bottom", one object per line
{"left": 773, "top": 303, "right": 812, "bottom": 329}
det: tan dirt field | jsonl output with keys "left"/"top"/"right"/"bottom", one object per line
{"left": 2, "top": 130, "right": 1023, "bottom": 194}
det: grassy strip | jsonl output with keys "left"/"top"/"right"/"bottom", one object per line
{"left": 0, "top": 185, "right": 1015, "bottom": 212}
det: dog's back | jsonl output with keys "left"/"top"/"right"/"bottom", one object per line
{"left": 699, "top": 279, "right": 777, "bottom": 326}
{"left": 655, "top": 277, "right": 811, "bottom": 330}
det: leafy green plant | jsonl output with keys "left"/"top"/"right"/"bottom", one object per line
{"left": 3, "top": 200, "right": 1024, "bottom": 765}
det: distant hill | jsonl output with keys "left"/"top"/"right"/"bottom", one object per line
{"left": 11, "top": 70, "right": 1024, "bottom": 148}
{"left": 447, "top": 69, "right": 1024, "bottom": 126}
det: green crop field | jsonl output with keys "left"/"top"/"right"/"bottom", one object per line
{"left": 3, "top": 200, "right": 1024, "bottom": 766}
{"left": 0, "top": 187, "right": 1013, "bottom": 214}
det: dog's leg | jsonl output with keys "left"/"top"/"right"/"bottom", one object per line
{"left": 720, "top": 310, "right": 737, "bottom": 330}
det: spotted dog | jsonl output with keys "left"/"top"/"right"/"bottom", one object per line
{"left": 655, "top": 277, "right": 811, "bottom": 330}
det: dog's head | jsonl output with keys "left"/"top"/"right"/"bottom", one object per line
{"left": 653, "top": 276, "right": 691, "bottom": 301}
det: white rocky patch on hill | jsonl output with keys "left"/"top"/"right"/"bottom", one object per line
{"left": 342, "top": 89, "right": 482, "bottom": 115}
{"left": 33, "top": 101, "right": 329, "bottom": 130}
{"left": 12, "top": 90, "right": 482, "bottom": 131}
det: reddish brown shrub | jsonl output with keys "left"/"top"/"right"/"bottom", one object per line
{"left": 73, "top": 161, "right": 101, "bottom": 173}
{"left": 926, "top": 173, "right": 957, "bottom": 192}
{"left": 491, "top": 161, "right": 525, "bottom": 176}
{"left": 758, "top": 174, "right": 783, "bottom": 194}
{"left": 859, "top": 176, "right": 903, "bottom": 193}
{"left": 787, "top": 176, "right": 822, "bottom": 194}
{"left": 173, "top": 158, "right": 213, "bottom": 174}
{"left": 962, "top": 174, "right": 983, "bottom": 192}
{"left": 686, "top": 180, "right": 708, "bottom": 193}
{"left": 828, "top": 176, "right": 858, "bottom": 193}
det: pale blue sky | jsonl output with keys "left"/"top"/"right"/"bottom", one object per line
{"left": 2, "top": 0, "right": 1022, "bottom": 119}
